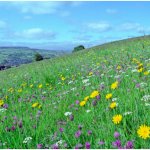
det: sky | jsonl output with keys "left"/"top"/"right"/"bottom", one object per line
{"left": 0, "top": 1, "right": 150, "bottom": 51}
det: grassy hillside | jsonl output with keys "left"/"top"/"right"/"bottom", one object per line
{"left": 0, "top": 36, "right": 150, "bottom": 149}
{"left": 0, "top": 47, "right": 67, "bottom": 66}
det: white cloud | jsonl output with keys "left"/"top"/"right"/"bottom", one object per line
{"left": 11, "top": 2, "right": 63, "bottom": 15}
{"left": 106, "top": 9, "right": 118, "bottom": 14}
{"left": 87, "top": 22, "right": 112, "bottom": 32}
{"left": 15, "top": 28, "right": 56, "bottom": 40}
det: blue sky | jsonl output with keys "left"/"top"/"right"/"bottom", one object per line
{"left": 0, "top": 1, "right": 150, "bottom": 50}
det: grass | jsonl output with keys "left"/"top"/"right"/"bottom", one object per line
{"left": 0, "top": 36, "right": 150, "bottom": 149}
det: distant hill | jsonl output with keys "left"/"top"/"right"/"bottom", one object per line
{"left": 0, "top": 47, "right": 68, "bottom": 67}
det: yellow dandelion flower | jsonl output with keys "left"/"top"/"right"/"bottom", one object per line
{"left": 30, "top": 84, "right": 33, "bottom": 88}
{"left": 117, "top": 65, "right": 121, "bottom": 70}
{"left": 106, "top": 93, "right": 112, "bottom": 100}
{"left": 112, "top": 114, "right": 122, "bottom": 124}
{"left": 80, "top": 101, "right": 86, "bottom": 107}
{"left": 111, "top": 81, "right": 119, "bottom": 90}
{"left": 109, "top": 102, "right": 117, "bottom": 109}
{"left": 0, "top": 100, "right": 4, "bottom": 107}
{"left": 32, "top": 102, "right": 39, "bottom": 108}
{"left": 138, "top": 68, "right": 143, "bottom": 73}
{"left": 137, "top": 125, "right": 150, "bottom": 139}
{"left": 18, "top": 89, "right": 22, "bottom": 93}
{"left": 84, "top": 96, "right": 90, "bottom": 102}
{"left": 89, "top": 72, "right": 93, "bottom": 76}
{"left": 144, "top": 71, "right": 149, "bottom": 75}
{"left": 61, "top": 77, "right": 66, "bottom": 81}
{"left": 38, "top": 84, "right": 43, "bottom": 88}
{"left": 90, "top": 90, "right": 99, "bottom": 98}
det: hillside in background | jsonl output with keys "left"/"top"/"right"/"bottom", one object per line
{"left": 0, "top": 47, "right": 68, "bottom": 67}
{"left": 0, "top": 35, "right": 149, "bottom": 149}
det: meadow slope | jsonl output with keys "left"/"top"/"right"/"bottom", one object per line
{"left": 0, "top": 36, "right": 150, "bottom": 149}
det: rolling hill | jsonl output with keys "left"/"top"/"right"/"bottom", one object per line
{"left": 0, "top": 35, "right": 149, "bottom": 149}
{"left": 0, "top": 47, "right": 68, "bottom": 67}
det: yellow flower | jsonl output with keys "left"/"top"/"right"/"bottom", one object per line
{"left": 117, "top": 65, "right": 121, "bottom": 70}
{"left": 109, "top": 102, "right": 117, "bottom": 109}
{"left": 111, "top": 81, "right": 119, "bottom": 90}
{"left": 137, "top": 125, "right": 150, "bottom": 139}
{"left": 112, "top": 114, "right": 122, "bottom": 124}
{"left": 32, "top": 102, "right": 39, "bottom": 108}
{"left": 38, "top": 84, "right": 43, "bottom": 88}
{"left": 80, "top": 101, "right": 86, "bottom": 106}
{"left": 18, "top": 89, "right": 22, "bottom": 93}
{"left": 106, "top": 93, "right": 112, "bottom": 100}
{"left": 30, "top": 84, "right": 33, "bottom": 88}
{"left": 138, "top": 68, "right": 143, "bottom": 73}
{"left": 0, "top": 100, "right": 4, "bottom": 107}
{"left": 89, "top": 72, "right": 93, "bottom": 76}
{"left": 90, "top": 90, "right": 99, "bottom": 98}
{"left": 61, "top": 77, "right": 66, "bottom": 81}
{"left": 144, "top": 71, "right": 149, "bottom": 75}
{"left": 84, "top": 96, "right": 90, "bottom": 102}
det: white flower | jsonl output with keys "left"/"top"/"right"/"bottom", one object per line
{"left": 86, "top": 110, "right": 91, "bottom": 113}
{"left": 0, "top": 108, "right": 6, "bottom": 113}
{"left": 68, "top": 81, "right": 73, "bottom": 84}
{"left": 64, "top": 112, "right": 72, "bottom": 116}
{"left": 23, "top": 137, "right": 32, "bottom": 144}
{"left": 82, "top": 79, "right": 89, "bottom": 84}
{"left": 70, "top": 87, "right": 77, "bottom": 91}
{"left": 131, "top": 69, "right": 138, "bottom": 73}
{"left": 112, "top": 98, "right": 117, "bottom": 101}
{"left": 84, "top": 83, "right": 91, "bottom": 86}
{"left": 124, "top": 112, "right": 132, "bottom": 116}
{"left": 141, "top": 95, "right": 150, "bottom": 102}
{"left": 56, "top": 140, "right": 64, "bottom": 146}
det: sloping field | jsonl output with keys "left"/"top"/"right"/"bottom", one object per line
{"left": 0, "top": 36, "right": 150, "bottom": 149}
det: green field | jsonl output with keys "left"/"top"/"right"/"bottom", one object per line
{"left": 0, "top": 36, "right": 150, "bottom": 149}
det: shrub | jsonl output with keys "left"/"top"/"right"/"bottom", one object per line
{"left": 73, "top": 45, "right": 85, "bottom": 53}
{"left": 35, "top": 53, "right": 43, "bottom": 61}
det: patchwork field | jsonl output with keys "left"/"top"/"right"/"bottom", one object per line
{"left": 0, "top": 36, "right": 150, "bottom": 149}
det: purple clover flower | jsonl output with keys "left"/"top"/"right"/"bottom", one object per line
{"left": 85, "top": 142, "right": 90, "bottom": 149}
{"left": 125, "top": 141, "right": 134, "bottom": 149}
{"left": 114, "top": 131, "right": 120, "bottom": 138}
{"left": 37, "top": 144, "right": 43, "bottom": 149}
{"left": 112, "top": 140, "right": 121, "bottom": 148}
{"left": 75, "top": 130, "right": 81, "bottom": 138}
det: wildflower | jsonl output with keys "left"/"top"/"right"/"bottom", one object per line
{"left": 109, "top": 102, "right": 117, "bottom": 109}
{"left": 106, "top": 93, "right": 112, "bottom": 100}
{"left": 76, "top": 100, "right": 80, "bottom": 105}
{"left": 112, "top": 140, "right": 121, "bottom": 148}
{"left": 114, "top": 131, "right": 120, "bottom": 138}
{"left": 92, "top": 100, "right": 97, "bottom": 106}
{"left": 125, "top": 141, "right": 134, "bottom": 149}
{"left": 37, "top": 144, "right": 43, "bottom": 149}
{"left": 80, "top": 101, "right": 86, "bottom": 107}
{"left": 90, "top": 90, "right": 99, "bottom": 98}
{"left": 117, "top": 65, "right": 121, "bottom": 70}
{"left": 124, "top": 112, "right": 132, "bottom": 116}
{"left": 38, "top": 84, "right": 43, "bottom": 88}
{"left": 61, "top": 77, "right": 66, "bottom": 81}
{"left": 75, "top": 143, "right": 83, "bottom": 149}
{"left": 17, "top": 89, "right": 22, "bottom": 93}
{"left": 137, "top": 68, "right": 143, "bottom": 73}
{"left": 64, "top": 112, "right": 72, "bottom": 116}
{"left": 111, "top": 81, "right": 119, "bottom": 89}
{"left": 86, "top": 110, "right": 91, "bottom": 113}
{"left": 112, "top": 114, "right": 123, "bottom": 124}
{"left": 11, "top": 126, "right": 16, "bottom": 131}
{"left": 89, "top": 72, "right": 93, "bottom": 76}
{"left": 87, "top": 130, "right": 92, "bottom": 135}
{"left": 59, "top": 128, "right": 64, "bottom": 132}
{"left": 32, "top": 102, "right": 39, "bottom": 108}
{"left": 69, "top": 114, "right": 74, "bottom": 121}
{"left": 144, "top": 71, "right": 149, "bottom": 75}
{"left": 84, "top": 96, "right": 90, "bottom": 102}
{"left": 0, "top": 100, "right": 4, "bottom": 107}
{"left": 98, "top": 141, "right": 104, "bottom": 147}
{"left": 96, "top": 95, "right": 101, "bottom": 100}
{"left": 137, "top": 125, "right": 150, "bottom": 139}
{"left": 75, "top": 130, "right": 81, "bottom": 138}
{"left": 85, "top": 142, "right": 90, "bottom": 149}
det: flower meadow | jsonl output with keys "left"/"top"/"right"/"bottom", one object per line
{"left": 0, "top": 37, "right": 150, "bottom": 149}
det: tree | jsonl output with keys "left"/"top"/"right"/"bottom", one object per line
{"left": 34, "top": 53, "right": 43, "bottom": 61}
{"left": 73, "top": 45, "right": 85, "bottom": 53}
